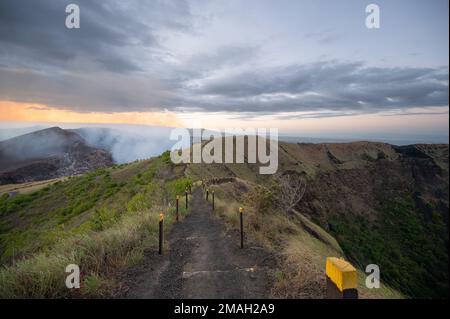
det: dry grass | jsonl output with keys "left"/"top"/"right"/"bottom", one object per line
{"left": 213, "top": 188, "right": 329, "bottom": 298}
{"left": 272, "top": 250, "right": 326, "bottom": 298}
{"left": 211, "top": 182, "right": 404, "bottom": 299}
{"left": 0, "top": 209, "right": 174, "bottom": 298}
{"left": 0, "top": 177, "right": 67, "bottom": 196}
{"left": 271, "top": 227, "right": 343, "bottom": 299}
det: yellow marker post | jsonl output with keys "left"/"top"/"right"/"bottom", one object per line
{"left": 325, "top": 257, "right": 358, "bottom": 299}
{"left": 159, "top": 213, "right": 164, "bottom": 255}
{"left": 176, "top": 195, "right": 180, "bottom": 222}
{"left": 239, "top": 207, "right": 244, "bottom": 249}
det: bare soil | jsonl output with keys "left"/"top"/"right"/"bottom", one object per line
{"left": 120, "top": 187, "right": 275, "bottom": 299}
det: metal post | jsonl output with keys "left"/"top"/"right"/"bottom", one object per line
{"left": 239, "top": 207, "right": 244, "bottom": 249}
{"left": 176, "top": 195, "right": 179, "bottom": 222}
{"left": 206, "top": 189, "right": 209, "bottom": 201}
{"left": 159, "top": 213, "right": 164, "bottom": 255}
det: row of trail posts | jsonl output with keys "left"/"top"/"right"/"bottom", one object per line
{"left": 201, "top": 181, "right": 358, "bottom": 299}
{"left": 158, "top": 187, "right": 191, "bottom": 255}
{"left": 160, "top": 181, "right": 359, "bottom": 300}
{"left": 203, "top": 181, "right": 244, "bottom": 249}
{"left": 204, "top": 187, "right": 215, "bottom": 208}
{"left": 203, "top": 188, "right": 215, "bottom": 212}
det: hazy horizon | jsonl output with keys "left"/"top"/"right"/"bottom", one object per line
{"left": 1, "top": 121, "right": 448, "bottom": 146}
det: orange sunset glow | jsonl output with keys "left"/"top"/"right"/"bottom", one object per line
{"left": 0, "top": 101, "right": 183, "bottom": 127}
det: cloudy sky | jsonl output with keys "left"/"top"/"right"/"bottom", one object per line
{"left": 0, "top": 0, "right": 448, "bottom": 141}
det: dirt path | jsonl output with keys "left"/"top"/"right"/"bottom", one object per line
{"left": 121, "top": 188, "right": 275, "bottom": 299}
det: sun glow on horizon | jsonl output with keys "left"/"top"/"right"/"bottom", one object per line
{"left": 0, "top": 100, "right": 448, "bottom": 141}
{"left": 0, "top": 101, "right": 183, "bottom": 127}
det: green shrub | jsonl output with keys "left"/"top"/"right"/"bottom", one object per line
{"left": 90, "top": 208, "right": 116, "bottom": 231}
{"left": 126, "top": 193, "right": 151, "bottom": 213}
{"left": 165, "top": 178, "right": 192, "bottom": 198}
{"left": 160, "top": 150, "right": 172, "bottom": 164}
{"left": 0, "top": 193, "right": 37, "bottom": 216}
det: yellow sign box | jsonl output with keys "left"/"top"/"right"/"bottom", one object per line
{"left": 326, "top": 257, "right": 357, "bottom": 291}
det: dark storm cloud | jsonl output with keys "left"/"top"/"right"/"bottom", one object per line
{"left": 0, "top": 1, "right": 448, "bottom": 117}
{"left": 0, "top": 0, "right": 192, "bottom": 72}
{"left": 160, "top": 45, "right": 261, "bottom": 90}
{"left": 0, "top": 0, "right": 192, "bottom": 112}
{"left": 0, "top": 64, "right": 174, "bottom": 112}
{"left": 187, "top": 61, "right": 448, "bottom": 114}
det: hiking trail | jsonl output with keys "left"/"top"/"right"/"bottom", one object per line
{"left": 121, "top": 187, "right": 274, "bottom": 299}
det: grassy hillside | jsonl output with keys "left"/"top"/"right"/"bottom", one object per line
{"left": 0, "top": 151, "right": 192, "bottom": 297}
{"left": 328, "top": 196, "right": 448, "bottom": 298}
{"left": 295, "top": 144, "right": 449, "bottom": 298}
{"left": 186, "top": 141, "right": 448, "bottom": 298}
{"left": 190, "top": 172, "right": 403, "bottom": 299}
{"left": 1, "top": 141, "right": 447, "bottom": 299}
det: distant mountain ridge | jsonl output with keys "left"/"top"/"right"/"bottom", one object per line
{"left": 0, "top": 126, "right": 48, "bottom": 141}
{"left": 0, "top": 127, "right": 114, "bottom": 184}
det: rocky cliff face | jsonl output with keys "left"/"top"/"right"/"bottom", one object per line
{"left": 283, "top": 142, "right": 449, "bottom": 298}
{"left": 0, "top": 127, "right": 114, "bottom": 184}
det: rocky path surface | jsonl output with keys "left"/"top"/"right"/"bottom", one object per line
{"left": 121, "top": 188, "right": 274, "bottom": 299}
